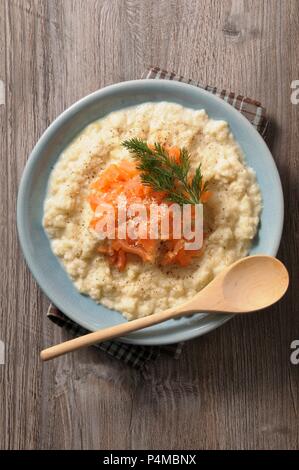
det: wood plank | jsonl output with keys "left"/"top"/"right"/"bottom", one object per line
{"left": 0, "top": 0, "right": 298, "bottom": 450}
{"left": 0, "top": 0, "right": 8, "bottom": 448}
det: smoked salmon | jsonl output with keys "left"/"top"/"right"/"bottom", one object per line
{"left": 88, "top": 145, "right": 211, "bottom": 270}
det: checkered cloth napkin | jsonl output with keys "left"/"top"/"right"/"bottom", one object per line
{"left": 47, "top": 66, "right": 268, "bottom": 369}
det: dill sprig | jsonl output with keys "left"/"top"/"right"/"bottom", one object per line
{"left": 122, "top": 138, "right": 207, "bottom": 205}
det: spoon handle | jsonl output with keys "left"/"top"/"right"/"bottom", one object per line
{"left": 40, "top": 255, "right": 289, "bottom": 361}
{"left": 40, "top": 305, "right": 190, "bottom": 361}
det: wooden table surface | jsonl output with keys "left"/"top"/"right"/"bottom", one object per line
{"left": 0, "top": 0, "right": 298, "bottom": 450}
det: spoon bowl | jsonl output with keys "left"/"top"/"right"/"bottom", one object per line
{"left": 222, "top": 255, "right": 289, "bottom": 312}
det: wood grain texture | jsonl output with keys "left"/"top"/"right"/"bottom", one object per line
{"left": 0, "top": 0, "right": 298, "bottom": 450}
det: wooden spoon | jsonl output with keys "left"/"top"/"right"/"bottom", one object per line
{"left": 40, "top": 255, "right": 289, "bottom": 361}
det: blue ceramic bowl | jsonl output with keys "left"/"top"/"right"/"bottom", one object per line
{"left": 17, "top": 80, "right": 284, "bottom": 345}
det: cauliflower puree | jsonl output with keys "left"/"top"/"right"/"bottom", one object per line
{"left": 43, "top": 102, "right": 262, "bottom": 319}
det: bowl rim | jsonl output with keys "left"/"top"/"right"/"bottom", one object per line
{"left": 17, "top": 79, "right": 284, "bottom": 345}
